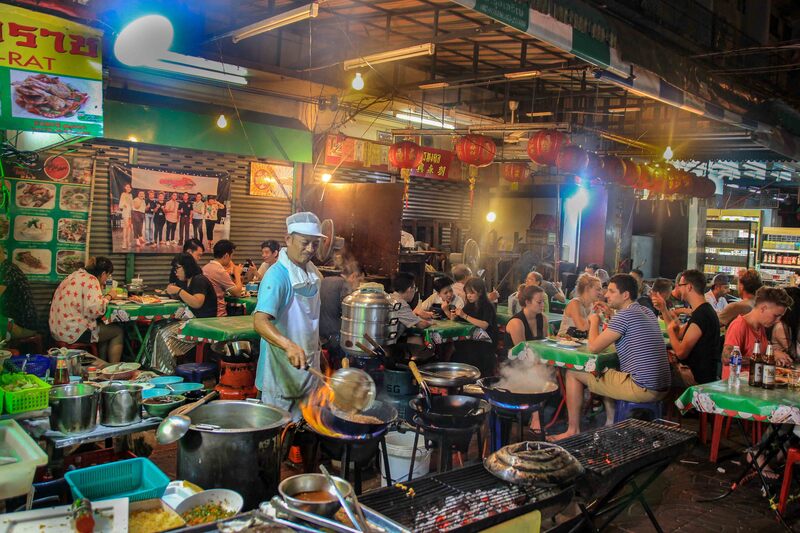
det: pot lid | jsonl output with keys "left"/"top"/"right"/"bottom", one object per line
{"left": 188, "top": 400, "right": 291, "bottom": 433}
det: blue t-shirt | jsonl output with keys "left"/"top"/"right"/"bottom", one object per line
{"left": 607, "top": 302, "right": 671, "bottom": 391}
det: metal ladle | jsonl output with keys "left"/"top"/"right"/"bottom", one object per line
{"left": 156, "top": 390, "right": 218, "bottom": 445}
{"left": 306, "top": 366, "right": 375, "bottom": 414}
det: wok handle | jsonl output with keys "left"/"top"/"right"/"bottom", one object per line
{"left": 363, "top": 333, "right": 381, "bottom": 349}
{"left": 355, "top": 341, "right": 376, "bottom": 357}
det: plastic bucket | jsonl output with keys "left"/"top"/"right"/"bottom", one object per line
{"left": 378, "top": 430, "right": 430, "bottom": 487}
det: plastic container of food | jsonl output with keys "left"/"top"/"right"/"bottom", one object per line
{"left": 2, "top": 374, "right": 52, "bottom": 414}
{"left": 0, "top": 419, "right": 48, "bottom": 499}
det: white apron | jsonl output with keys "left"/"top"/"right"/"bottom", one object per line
{"left": 257, "top": 260, "right": 321, "bottom": 421}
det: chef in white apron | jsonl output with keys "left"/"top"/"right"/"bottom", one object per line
{"left": 253, "top": 212, "right": 325, "bottom": 419}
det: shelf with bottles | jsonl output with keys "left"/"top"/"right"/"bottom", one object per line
{"left": 761, "top": 250, "right": 800, "bottom": 266}
{"left": 703, "top": 265, "right": 742, "bottom": 275}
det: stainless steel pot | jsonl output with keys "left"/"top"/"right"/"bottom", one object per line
{"left": 340, "top": 286, "right": 400, "bottom": 357}
{"left": 177, "top": 399, "right": 291, "bottom": 510}
{"left": 99, "top": 384, "right": 142, "bottom": 426}
{"left": 49, "top": 384, "right": 98, "bottom": 434}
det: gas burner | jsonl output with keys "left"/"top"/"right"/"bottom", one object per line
{"left": 487, "top": 398, "right": 539, "bottom": 412}
{"left": 411, "top": 414, "right": 483, "bottom": 434}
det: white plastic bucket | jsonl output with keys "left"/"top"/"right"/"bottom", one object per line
{"left": 379, "top": 430, "right": 431, "bottom": 486}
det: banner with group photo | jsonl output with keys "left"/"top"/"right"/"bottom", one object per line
{"left": 0, "top": 4, "right": 104, "bottom": 136}
{"left": 1, "top": 155, "right": 93, "bottom": 282}
{"left": 109, "top": 164, "right": 230, "bottom": 254}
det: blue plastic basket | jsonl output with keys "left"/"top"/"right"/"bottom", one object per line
{"left": 7, "top": 355, "right": 51, "bottom": 378}
{"left": 64, "top": 458, "right": 169, "bottom": 502}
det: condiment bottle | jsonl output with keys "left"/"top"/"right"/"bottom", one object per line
{"left": 53, "top": 354, "right": 70, "bottom": 386}
{"left": 750, "top": 342, "right": 763, "bottom": 388}
{"left": 87, "top": 366, "right": 97, "bottom": 381}
{"left": 762, "top": 344, "right": 776, "bottom": 390}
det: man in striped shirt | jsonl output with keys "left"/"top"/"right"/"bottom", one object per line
{"left": 550, "top": 274, "right": 671, "bottom": 441}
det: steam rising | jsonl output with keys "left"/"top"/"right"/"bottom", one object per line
{"left": 496, "top": 351, "right": 557, "bottom": 394}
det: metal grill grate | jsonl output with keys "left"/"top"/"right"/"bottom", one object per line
{"left": 558, "top": 419, "right": 696, "bottom": 476}
{"left": 358, "top": 463, "right": 570, "bottom": 533}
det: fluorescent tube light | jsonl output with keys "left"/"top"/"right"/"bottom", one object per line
{"left": 525, "top": 111, "right": 553, "bottom": 117}
{"left": 504, "top": 70, "right": 541, "bottom": 80}
{"left": 161, "top": 52, "right": 248, "bottom": 77}
{"left": 231, "top": 3, "right": 319, "bottom": 43}
{"left": 419, "top": 81, "right": 450, "bottom": 90}
{"left": 146, "top": 60, "right": 248, "bottom": 85}
{"left": 395, "top": 112, "right": 455, "bottom": 130}
{"left": 608, "top": 107, "right": 640, "bottom": 113}
{"left": 344, "top": 43, "right": 435, "bottom": 70}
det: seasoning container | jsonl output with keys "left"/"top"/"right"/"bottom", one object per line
{"left": 87, "top": 367, "right": 97, "bottom": 381}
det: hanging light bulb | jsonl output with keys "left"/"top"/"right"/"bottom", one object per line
{"left": 663, "top": 146, "right": 673, "bottom": 160}
{"left": 486, "top": 211, "right": 497, "bottom": 223}
{"left": 216, "top": 114, "right": 228, "bottom": 128}
{"left": 351, "top": 72, "right": 364, "bottom": 91}
{"left": 321, "top": 173, "right": 332, "bottom": 183}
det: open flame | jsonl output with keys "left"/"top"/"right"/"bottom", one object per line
{"left": 300, "top": 372, "right": 344, "bottom": 438}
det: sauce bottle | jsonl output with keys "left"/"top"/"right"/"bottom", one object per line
{"left": 762, "top": 344, "right": 776, "bottom": 390}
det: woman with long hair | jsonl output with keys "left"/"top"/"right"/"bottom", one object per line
{"left": 453, "top": 277, "right": 498, "bottom": 377}
{"left": 506, "top": 284, "right": 548, "bottom": 344}
{"left": 118, "top": 183, "right": 133, "bottom": 248}
{"left": 558, "top": 273, "right": 603, "bottom": 337}
{"left": 771, "top": 286, "right": 800, "bottom": 366}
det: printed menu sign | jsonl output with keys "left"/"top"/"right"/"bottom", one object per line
{"left": 1, "top": 155, "right": 92, "bottom": 281}
{"left": 0, "top": 4, "right": 103, "bottom": 136}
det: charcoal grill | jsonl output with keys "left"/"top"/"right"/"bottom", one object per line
{"left": 359, "top": 462, "right": 574, "bottom": 533}
{"left": 559, "top": 419, "right": 696, "bottom": 533}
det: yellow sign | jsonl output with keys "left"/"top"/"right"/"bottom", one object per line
{"left": 0, "top": 4, "right": 103, "bottom": 135}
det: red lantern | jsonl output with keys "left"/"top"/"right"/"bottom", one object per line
{"left": 502, "top": 163, "right": 529, "bottom": 191}
{"left": 527, "top": 130, "right": 569, "bottom": 166}
{"left": 455, "top": 134, "right": 496, "bottom": 204}
{"left": 556, "top": 146, "right": 589, "bottom": 175}
{"left": 585, "top": 152, "right": 604, "bottom": 181}
{"left": 621, "top": 159, "right": 639, "bottom": 188}
{"left": 600, "top": 156, "right": 626, "bottom": 184}
{"left": 389, "top": 140, "right": 424, "bottom": 206}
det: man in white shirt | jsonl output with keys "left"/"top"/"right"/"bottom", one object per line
{"left": 389, "top": 272, "right": 431, "bottom": 337}
{"left": 250, "top": 240, "right": 281, "bottom": 282}
{"left": 705, "top": 273, "right": 730, "bottom": 312}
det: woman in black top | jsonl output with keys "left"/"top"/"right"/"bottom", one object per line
{"left": 456, "top": 277, "right": 498, "bottom": 344}
{"left": 506, "top": 284, "right": 548, "bottom": 347}
{"left": 166, "top": 253, "right": 217, "bottom": 318}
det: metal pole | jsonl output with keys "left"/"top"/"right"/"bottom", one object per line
{"left": 555, "top": 183, "right": 561, "bottom": 283}
{"left": 83, "top": 155, "right": 98, "bottom": 264}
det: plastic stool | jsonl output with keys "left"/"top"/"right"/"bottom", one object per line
{"left": 53, "top": 340, "right": 98, "bottom": 356}
{"left": 779, "top": 447, "right": 800, "bottom": 515}
{"left": 175, "top": 362, "right": 218, "bottom": 383}
{"left": 613, "top": 400, "right": 663, "bottom": 423}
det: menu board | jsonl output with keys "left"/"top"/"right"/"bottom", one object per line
{"left": 0, "top": 4, "right": 104, "bottom": 136}
{"left": 1, "top": 155, "right": 92, "bottom": 281}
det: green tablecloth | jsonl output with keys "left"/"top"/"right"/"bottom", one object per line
{"left": 408, "top": 320, "right": 490, "bottom": 348}
{"left": 179, "top": 316, "right": 260, "bottom": 343}
{"left": 676, "top": 378, "right": 800, "bottom": 424}
{"left": 511, "top": 340, "right": 619, "bottom": 376}
{"left": 225, "top": 295, "right": 258, "bottom": 314}
{"left": 103, "top": 300, "right": 189, "bottom": 323}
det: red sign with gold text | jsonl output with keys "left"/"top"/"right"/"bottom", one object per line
{"left": 411, "top": 147, "right": 453, "bottom": 180}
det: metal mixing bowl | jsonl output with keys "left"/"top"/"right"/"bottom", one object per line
{"left": 278, "top": 474, "right": 353, "bottom": 517}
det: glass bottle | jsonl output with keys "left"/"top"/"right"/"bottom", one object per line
{"left": 762, "top": 344, "right": 776, "bottom": 390}
{"left": 750, "top": 342, "right": 763, "bottom": 388}
{"left": 53, "top": 354, "right": 70, "bottom": 386}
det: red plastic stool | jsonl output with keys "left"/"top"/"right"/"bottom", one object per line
{"left": 53, "top": 340, "right": 98, "bottom": 356}
{"left": 779, "top": 447, "right": 800, "bottom": 515}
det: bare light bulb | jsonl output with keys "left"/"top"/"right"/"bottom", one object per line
{"left": 216, "top": 114, "right": 228, "bottom": 128}
{"left": 663, "top": 146, "right": 673, "bottom": 160}
{"left": 321, "top": 173, "right": 332, "bottom": 183}
{"left": 351, "top": 72, "right": 364, "bottom": 91}
{"left": 486, "top": 211, "right": 497, "bottom": 223}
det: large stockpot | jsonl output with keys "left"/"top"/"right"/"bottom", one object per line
{"left": 340, "top": 286, "right": 400, "bottom": 357}
{"left": 177, "top": 400, "right": 291, "bottom": 510}
{"left": 99, "top": 383, "right": 142, "bottom": 426}
{"left": 49, "top": 384, "right": 98, "bottom": 434}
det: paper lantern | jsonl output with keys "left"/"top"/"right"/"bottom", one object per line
{"left": 527, "top": 130, "right": 569, "bottom": 166}
{"left": 389, "top": 140, "right": 424, "bottom": 206}
{"left": 502, "top": 163, "right": 529, "bottom": 191}
{"left": 621, "top": 159, "right": 640, "bottom": 188}
{"left": 556, "top": 145, "right": 589, "bottom": 175}
{"left": 600, "top": 156, "right": 626, "bottom": 184}
{"left": 585, "top": 152, "right": 604, "bottom": 180}
{"left": 455, "top": 134, "right": 496, "bottom": 205}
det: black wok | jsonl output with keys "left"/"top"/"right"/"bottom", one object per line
{"left": 476, "top": 376, "right": 559, "bottom": 407}
{"left": 409, "top": 395, "right": 489, "bottom": 429}
{"left": 322, "top": 400, "right": 398, "bottom": 435}
{"left": 378, "top": 343, "right": 435, "bottom": 370}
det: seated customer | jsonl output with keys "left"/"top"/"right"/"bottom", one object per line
{"left": 506, "top": 285, "right": 548, "bottom": 345}
{"left": 415, "top": 276, "right": 464, "bottom": 321}
{"left": 705, "top": 274, "right": 730, "bottom": 312}
{"left": 630, "top": 269, "right": 650, "bottom": 297}
{"left": 451, "top": 263, "right": 472, "bottom": 302}
{"left": 550, "top": 274, "right": 670, "bottom": 440}
{"left": 771, "top": 286, "right": 800, "bottom": 366}
{"left": 0, "top": 247, "right": 38, "bottom": 340}
{"left": 202, "top": 239, "right": 245, "bottom": 317}
{"left": 456, "top": 277, "right": 498, "bottom": 345}
{"left": 723, "top": 286, "right": 793, "bottom": 371}
{"left": 536, "top": 263, "right": 567, "bottom": 303}
{"left": 509, "top": 271, "right": 549, "bottom": 314}
{"left": 169, "top": 238, "right": 205, "bottom": 285}
{"left": 558, "top": 274, "right": 602, "bottom": 338}
{"left": 389, "top": 272, "right": 431, "bottom": 338}
{"left": 718, "top": 269, "right": 761, "bottom": 326}
{"left": 319, "top": 261, "right": 363, "bottom": 353}
{"left": 250, "top": 240, "right": 281, "bottom": 282}
{"left": 166, "top": 253, "right": 217, "bottom": 318}
{"left": 665, "top": 269, "right": 721, "bottom": 386}
{"left": 649, "top": 278, "right": 676, "bottom": 321}
{"left": 49, "top": 257, "right": 124, "bottom": 363}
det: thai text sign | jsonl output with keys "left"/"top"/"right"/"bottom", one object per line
{"left": 411, "top": 147, "right": 453, "bottom": 180}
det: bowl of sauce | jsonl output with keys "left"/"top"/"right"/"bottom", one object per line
{"left": 278, "top": 473, "right": 353, "bottom": 517}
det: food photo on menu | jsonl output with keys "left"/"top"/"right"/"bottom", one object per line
{"left": 57, "top": 218, "right": 88, "bottom": 244}
{"left": 16, "top": 181, "right": 56, "bottom": 209}
{"left": 56, "top": 250, "right": 84, "bottom": 276}
{"left": 13, "top": 215, "right": 54, "bottom": 243}
{"left": 13, "top": 248, "right": 52, "bottom": 275}
{"left": 0, "top": 216, "right": 9, "bottom": 240}
{"left": 60, "top": 185, "right": 90, "bottom": 212}
{"left": 9, "top": 70, "right": 101, "bottom": 122}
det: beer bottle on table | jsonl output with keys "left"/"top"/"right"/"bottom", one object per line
{"left": 762, "top": 344, "right": 776, "bottom": 390}
{"left": 749, "top": 342, "right": 763, "bottom": 387}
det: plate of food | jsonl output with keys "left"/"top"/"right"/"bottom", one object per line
{"left": 59, "top": 186, "right": 90, "bottom": 212}
{"left": 11, "top": 72, "right": 90, "bottom": 120}
{"left": 16, "top": 181, "right": 56, "bottom": 209}
{"left": 13, "top": 249, "right": 51, "bottom": 274}
{"left": 556, "top": 339, "right": 581, "bottom": 348}
{"left": 57, "top": 218, "right": 88, "bottom": 243}
{"left": 0, "top": 216, "right": 9, "bottom": 240}
{"left": 56, "top": 250, "right": 84, "bottom": 275}
{"left": 14, "top": 215, "right": 53, "bottom": 242}
{"left": 545, "top": 335, "right": 560, "bottom": 343}
{"left": 129, "top": 295, "right": 162, "bottom": 305}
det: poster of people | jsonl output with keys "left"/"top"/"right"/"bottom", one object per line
{"left": 108, "top": 164, "right": 231, "bottom": 254}
{"left": 0, "top": 155, "right": 92, "bottom": 282}
{"left": 249, "top": 161, "right": 294, "bottom": 198}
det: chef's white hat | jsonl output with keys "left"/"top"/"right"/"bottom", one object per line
{"left": 286, "top": 211, "right": 325, "bottom": 237}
